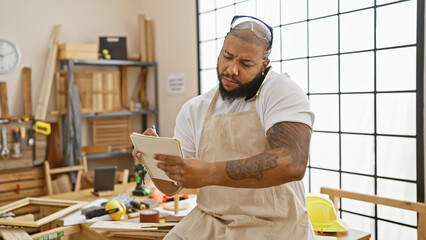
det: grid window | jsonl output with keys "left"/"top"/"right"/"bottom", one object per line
{"left": 197, "top": 0, "right": 424, "bottom": 239}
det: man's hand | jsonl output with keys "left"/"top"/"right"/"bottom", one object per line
{"left": 155, "top": 153, "right": 214, "bottom": 188}
{"left": 132, "top": 128, "right": 158, "bottom": 164}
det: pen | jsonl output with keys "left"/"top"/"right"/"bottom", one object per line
{"left": 152, "top": 124, "right": 156, "bottom": 134}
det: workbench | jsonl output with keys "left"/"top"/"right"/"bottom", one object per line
{"left": 40, "top": 182, "right": 370, "bottom": 240}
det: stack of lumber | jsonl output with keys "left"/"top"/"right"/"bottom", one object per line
{"left": 59, "top": 43, "right": 98, "bottom": 61}
{"left": 56, "top": 71, "right": 122, "bottom": 114}
{"left": 89, "top": 220, "right": 176, "bottom": 239}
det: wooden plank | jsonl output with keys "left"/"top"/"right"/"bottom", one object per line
{"left": 321, "top": 187, "right": 426, "bottom": 213}
{"left": 0, "top": 82, "right": 9, "bottom": 118}
{"left": 59, "top": 43, "right": 97, "bottom": 52}
{"left": 121, "top": 66, "right": 127, "bottom": 109}
{"left": 0, "top": 228, "right": 32, "bottom": 240}
{"left": 49, "top": 165, "right": 84, "bottom": 175}
{"left": 138, "top": 14, "right": 147, "bottom": 62}
{"left": 89, "top": 221, "right": 176, "bottom": 232}
{"left": 0, "top": 188, "right": 46, "bottom": 202}
{"left": 0, "top": 179, "right": 45, "bottom": 193}
{"left": 419, "top": 212, "right": 426, "bottom": 240}
{"left": 30, "top": 225, "right": 81, "bottom": 239}
{"left": 35, "top": 24, "right": 62, "bottom": 121}
{"left": 22, "top": 67, "right": 32, "bottom": 117}
{"left": 0, "top": 167, "right": 44, "bottom": 183}
{"left": 82, "top": 145, "right": 111, "bottom": 155}
{"left": 146, "top": 18, "right": 154, "bottom": 62}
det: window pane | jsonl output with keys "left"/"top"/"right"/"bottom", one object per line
{"left": 341, "top": 94, "right": 374, "bottom": 133}
{"left": 216, "top": 38, "right": 225, "bottom": 56}
{"left": 302, "top": 169, "right": 310, "bottom": 193}
{"left": 309, "top": 16, "right": 338, "bottom": 56}
{"left": 377, "top": 136, "right": 416, "bottom": 181}
{"left": 377, "top": 205, "right": 417, "bottom": 226}
{"left": 310, "top": 169, "right": 339, "bottom": 193}
{"left": 309, "top": 55, "right": 338, "bottom": 93}
{"left": 340, "top": 9, "right": 374, "bottom": 52}
{"left": 235, "top": 0, "right": 256, "bottom": 16}
{"left": 377, "top": 220, "right": 417, "bottom": 240}
{"left": 216, "top": 0, "right": 234, "bottom": 8}
{"left": 377, "top": 47, "right": 416, "bottom": 91}
{"left": 308, "top": 0, "right": 338, "bottom": 19}
{"left": 340, "top": 52, "right": 374, "bottom": 92}
{"left": 342, "top": 174, "right": 375, "bottom": 216}
{"left": 257, "top": 0, "right": 281, "bottom": 27}
{"left": 310, "top": 95, "right": 339, "bottom": 131}
{"left": 376, "top": 93, "right": 416, "bottom": 136}
{"left": 342, "top": 212, "right": 376, "bottom": 239}
{"left": 377, "top": 0, "right": 403, "bottom": 5}
{"left": 200, "top": 69, "right": 218, "bottom": 94}
{"left": 198, "top": 0, "right": 215, "bottom": 13}
{"left": 269, "top": 27, "right": 281, "bottom": 62}
{"left": 199, "top": 12, "right": 216, "bottom": 41}
{"left": 282, "top": 22, "right": 307, "bottom": 59}
{"left": 341, "top": 134, "right": 375, "bottom": 175}
{"left": 269, "top": 61, "right": 281, "bottom": 73}
{"left": 377, "top": 178, "right": 417, "bottom": 202}
{"left": 200, "top": 41, "right": 217, "bottom": 69}
{"left": 216, "top": 6, "right": 234, "bottom": 38}
{"left": 377, "top": 1, "right": 417, "bottom": 48}
{"left": 282, "top": 59, "right": 308, "bottom": 93}
{"left": 340, "top": 0, "right": 374, "bottom": 12}
{"left": 310, "top": 132, "right": 339, "bottom": 170}
{"left": 281, "top": 0, "right": 307, "bottom": 24}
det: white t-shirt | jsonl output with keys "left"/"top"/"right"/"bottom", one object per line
{"left": 174, "top": 70, "right": 315, "bottom": 158}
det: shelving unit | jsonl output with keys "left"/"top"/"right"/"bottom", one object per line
{"left": 60, "top": 59, "right": 159, "bottom": 160}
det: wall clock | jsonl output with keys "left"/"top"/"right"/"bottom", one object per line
{"left": 0, "top": 39, "right": 21, "bottom": 73}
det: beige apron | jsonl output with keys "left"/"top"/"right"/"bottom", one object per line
{"left": 166, "top": 90, "right": 310, "bottom": 240}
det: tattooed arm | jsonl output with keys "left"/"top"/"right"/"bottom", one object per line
{"left": 154, "top": 121, "right": 312, "bottom": 188}
{"left": 222, "top": 121, "right": 312, "bottom": 187}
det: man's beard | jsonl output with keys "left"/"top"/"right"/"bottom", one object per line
{"left": 217, "top": 66, "right": 264, "bottom": 103}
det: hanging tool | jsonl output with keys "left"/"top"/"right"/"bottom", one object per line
{"left": 28, "top": 124, "right": 35, "bottom": 146}
{"left": 35, "top": 121, "right": 51, "bottom": 135}
{"left": 20, "top": 126, "right": 26, "bottom": 151}
{"left": 1, "top": 127, "right": 9, "bottom": 158}
{"left": 12, "top": 128, "right": 22, "bottom": 158}
{"left": 132, "top": 163, "right": 151, "bottom": 196}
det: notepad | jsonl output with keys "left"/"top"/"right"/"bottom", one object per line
{"left": 130, "top": 132, "right": 183, "bottom": 183}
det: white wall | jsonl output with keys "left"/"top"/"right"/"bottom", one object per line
{"left": 0, "top": 0, "right": 198, "bottom": 169}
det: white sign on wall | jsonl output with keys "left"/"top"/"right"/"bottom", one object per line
{"left": 167, "top": 74, "right": 185, "bottom": 95}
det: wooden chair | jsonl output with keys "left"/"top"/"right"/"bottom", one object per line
{"left": 320, "top": 187, "right": 426, "bottom": 240}
{"left": 44, "top": 156, "right": 88, "bottom": 195}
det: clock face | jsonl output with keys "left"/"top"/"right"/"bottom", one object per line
{"left": 0, "top": 39, "right": 21, "bottom": 73}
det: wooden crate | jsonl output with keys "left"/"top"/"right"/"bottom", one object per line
{"left": 56, "top": 71, "right": 121, "bottom": 114}
{"left": 92, "top": 117, "right": 131, "bottom": 150}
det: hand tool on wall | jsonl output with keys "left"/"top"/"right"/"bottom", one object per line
{"left": 28, "top": 125, "right": 35, "bottom": 146}
{"left": 1, "top": 127, "right": 9, "bottom": 158}
{"left": 12, "top": 128, "right": 22, "bottom": 158}
{"left": 35, "top": 121, "right": 51, "bottom": 135}
{"left": 20, "top": 126, "right": 26, "bottom": 151}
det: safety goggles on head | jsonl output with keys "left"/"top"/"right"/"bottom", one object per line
{"left": 230, "top": 15, "right": 274, "bottom": 46}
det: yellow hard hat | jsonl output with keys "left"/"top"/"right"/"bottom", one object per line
{"left": 105, "top": 200, "right": 126, "bottom": 221}
{"left": 307, "top": 194, "right": 348, "bottom": 233}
